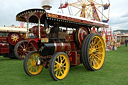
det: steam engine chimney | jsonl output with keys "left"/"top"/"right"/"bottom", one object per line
{"left": 42, "top": 5, "right": 52, "bottom": 10}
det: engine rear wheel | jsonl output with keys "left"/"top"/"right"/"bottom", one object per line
{"left": 49, "top": 52, "right": 70, "bottom": 81}
{"left": 14, "top": 40, "right": 35, "bottom": 60}
{"left": 23, "top": 51, "right": 43, "bottom": 76}
{"left": 81, "top": 34, "right": 105, "bottom": 71}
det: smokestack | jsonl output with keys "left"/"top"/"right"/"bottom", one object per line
{"left": 42, "top": 5, "right": 52, "bottom": 10}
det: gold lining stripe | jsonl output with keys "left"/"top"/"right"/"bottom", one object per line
{"left": 81, "top": 31, "right": 85, "bottom": 40}
{"left": 68, "top": 43, "right": 71, "bottom": 50}
{"left": 61, "top": 43, "right": 64, "bottom": 52}
{"left": 78, "top": 28, "right": 81, "bottom": 45}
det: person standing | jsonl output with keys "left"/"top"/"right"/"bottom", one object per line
{"left": 125, "top": 39, "right": 127, "bottom": 47}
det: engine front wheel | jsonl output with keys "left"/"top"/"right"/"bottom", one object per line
{"left": 49, "top": 52, "right": 70, "bottom": 81}
{"left": 23, "top": 51, "right": 43, "bottom": 76}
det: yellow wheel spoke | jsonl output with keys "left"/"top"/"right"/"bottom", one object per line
{"left": 95, "top": 56, "right": 101, "bottom": 61}
{"left": 27, "top": 63, "right": 31, "bottom": 65}
{"left": 60, "top": 56, "right": 64, "bottom": 63}
{"left": 61, "top": 58, "right": 65, "bottom": 64}
{"left": 34, "top": 67, "right": 37, "bottom": 72}
{"left": 31, "top": 67, "right": 34, "bottom": 72}
{"left": 60, "top": 70, "right": 63, "bottom": 75}
{"left": 54, "top": 64, "right": 58, "bottom": 68}
{"left": 89, "top": 49, "right": 91, "bottom": 52}
{"left": 89, "top": 49, "right": 94, "bottom": 55}
{"left": 93, "top": 60, "right": 96, "bottom": 66}
{"left": 55, "top": 61, "right": 60, "bottom": 65}
{"left": 89, "top": 54, "right": 93, "bottom": 59}
{"left": 54, "top": 68, "right": 59, "bottom": 72}
{"left": 96, "top": 46, "right": 103, "bottom": 49}
{"left": 62, "top": 68, "right": 65, "bottom": 72}
{"left": 94, "top": 58, "right": 99, "bottom": 66}
{"left": 89, "top": 51, "right": 91, "bottom": 55}
{"left": 63, "top": 66, "right": 66, "bottom": 68}
{"left": 30, "top": 67, "right": 32, "bottom": 72}
{"left": 58, "top": 69, "right": 61, "bottom": 76}
{"left": 28, "top": 59, "right": 32, "bottom": 62}
{"left": 95, "top": 40, "right": 101, "bottom": 46}
{"left": 92, "top": 37, "right": 99, "bottom": 47}
{"left": 35, "top": 55, "right": 38, "bottom": 60}
{"left": 62, "top": 61, "right": 66, "bottom": 66}
{"left": 31, "top": 56, "right": 33, "bottom": 61}
{"left": 27, "top": 65, "right": 32, "bottom": 69}
{"left": 90, "top": 58, "right": 93, "bottom": 64}
{"left": 91, "top": 38, "right": 95, "bottom": 45}
{"left": 90, "top": 43, "right": 94, "bottom": 48}
{"left": 55, "top": 70, "right": 59, "bottom": 77}
{"left": 33, "top": 55, "right": 36, "bottom": 60}
{"left": 97, "top": 52, "right": 103, "bottom": 55}
{"left": 93, "top": 38, "right": 97, "bottom": 45}
{"left": 57, "top": 56, "right": 60, "bottom": 63}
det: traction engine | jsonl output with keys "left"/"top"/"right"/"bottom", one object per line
{"left": 0, "top": 27, "right": 26, "bottom": 59}
{"left": 16, "top": 5, "right": 109, "bottom": 81}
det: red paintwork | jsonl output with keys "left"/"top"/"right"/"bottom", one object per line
{"left": 70, "top": 51, "right": 80, "bottom": 65}
{"left": 54, "top": 42, "right": 76, "bottom": 53}
{"left": 0, "top": 43, "right": 9, "bottom": 48}
{"left": 55, "top": 42, "right": 62, "bottom": 52}
{"left": 65, "top": 35, "right": 74, "bottom": 42}
{"left": 27, "top": 38, "right": 39, "bottom": 43}
{"left": 0, "top": 48, "right": 9, "bottom": 53}
{"left": 63, "top": 43, "right": 70, "bottom": 51}
{"left": 77, "top": 27, "right": 89, "bottom": 48}
{"left": 70, "top": 42, "right": 76, "bottom": 50}
{"left": 29, "top": 26, "right": 47, "bottom": 38}
{"left": 53, "top": 42, "right": 79, "bottom": 65}
{"left": 27, "top": 38, "right": 39, "bottom": 50}
{"left": 0, "top": 43, "right": 9, "bottom": 53}
{"left": 0, "top": 37, "right": 7, "bottom": 42}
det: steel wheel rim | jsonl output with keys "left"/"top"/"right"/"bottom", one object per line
{"left": 54, "top": 54, "right": 69, "bottom": 79}
{"left": 89, "top": 35, "right": 105, "bottom": 69}
{"left": 17, "top": 41, "right": 34, "bottom": 59}
{"left": 27, "top": 53, "right": 43, "bottom": 75}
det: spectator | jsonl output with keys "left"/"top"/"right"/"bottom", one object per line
{"left": 125, "top": 39, "right": 127, "bottom": 47}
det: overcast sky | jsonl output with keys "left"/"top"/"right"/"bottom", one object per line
{"left": 0, "top": 0, "right": 128, "bottom": 31}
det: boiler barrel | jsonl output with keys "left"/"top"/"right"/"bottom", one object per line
{"left": 38, "top": 42, "right": 76, "bottom": 56}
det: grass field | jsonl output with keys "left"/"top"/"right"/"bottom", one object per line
{"left": 0, "top": 45, "right": 128, "bottom": 85}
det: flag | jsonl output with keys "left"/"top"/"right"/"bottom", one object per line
{"left": 103, "top": 4, "right": 110, "bottom": 10}
{"left": 102, "top": 19, "right": 109, "bottom": 23}
{"left": 20, "top": 22, "right": 24, "bottom": 28}
{"left": 59, "top": 2, "right": 68, "bottom": 9}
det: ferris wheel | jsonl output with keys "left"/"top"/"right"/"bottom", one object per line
{"left": 59, "top": 0, "right": 110, "bottom": 22}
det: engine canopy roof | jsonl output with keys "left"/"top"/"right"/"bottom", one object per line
{"left": 16, "top": 9, "right": 109, "bottom": 28}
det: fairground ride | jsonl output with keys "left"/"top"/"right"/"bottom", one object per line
{"left": 59, "top": 0, "right": 110, "bottom": 23}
